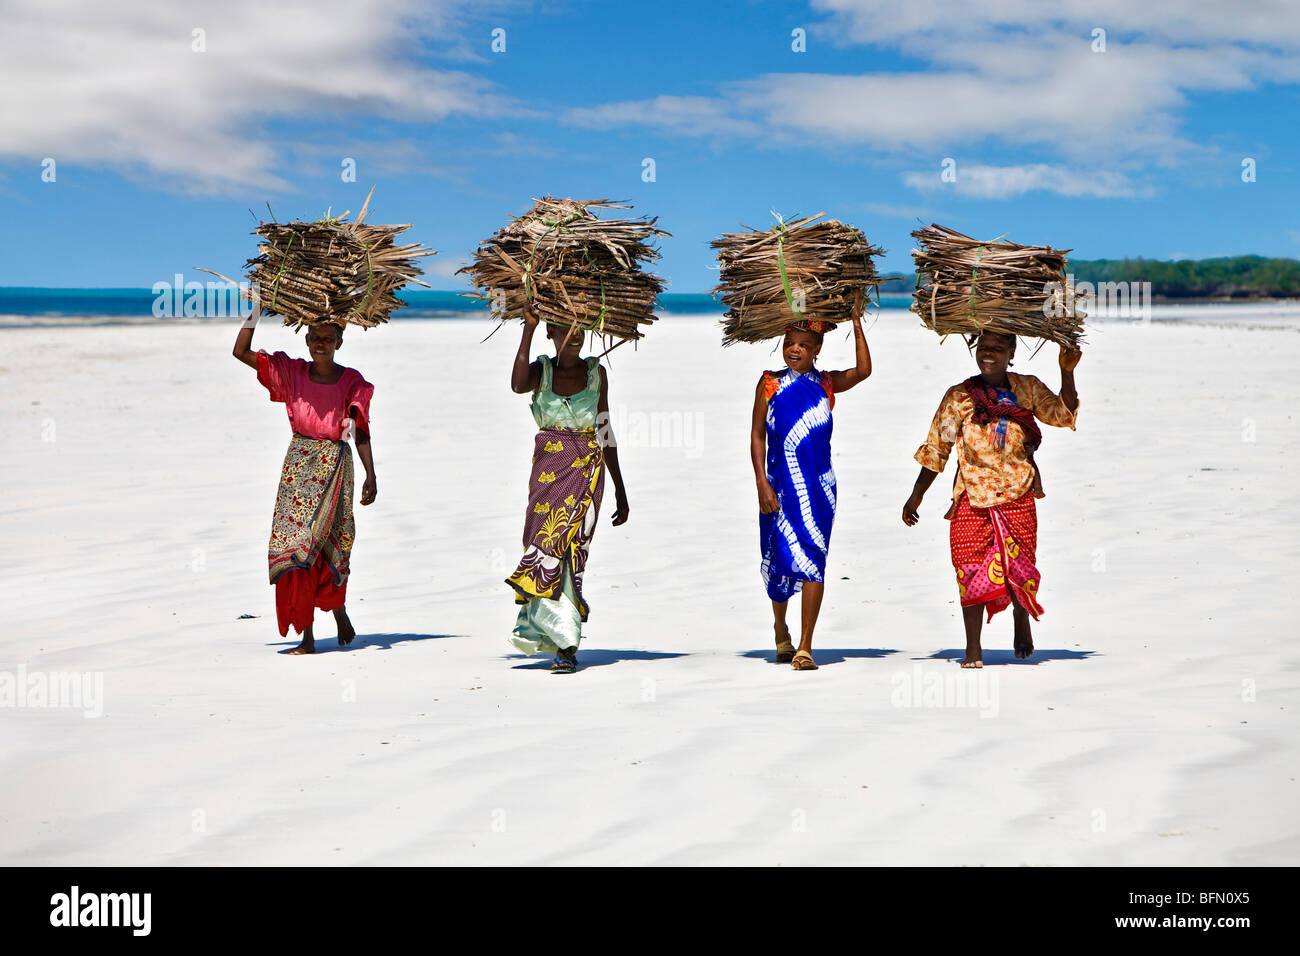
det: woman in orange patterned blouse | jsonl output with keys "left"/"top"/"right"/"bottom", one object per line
{"left": 902, "top": 331, "right": 1081, "bottom": 667}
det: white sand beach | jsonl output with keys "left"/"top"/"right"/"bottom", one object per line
{"left": 2, "top": 310, "right": 1297, "bottom": 865}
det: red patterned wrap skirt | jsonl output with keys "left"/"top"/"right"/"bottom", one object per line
{"left": 949, "top": 491, "right": 1044, "bottom": 622}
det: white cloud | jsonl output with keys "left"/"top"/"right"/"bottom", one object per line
{"left": 810, "top": 0, "right": 1300, "bottom": 55}
{"left": 573, "top": 40, "right": 1280, "bottom": 162}
{"left": 563, "top": 2, "right": 1300, "bottom": 191}
{"left": 903, "top": 163, "right": 1145, "bottom": 199}
{"left": 800, "top": 0, "right": 1300, "bottom": 160}
{"left": 0, "top": 0, "right": 511, "bottom": 194}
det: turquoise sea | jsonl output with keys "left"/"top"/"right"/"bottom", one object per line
{"left": 6, "top": 288, "right": 1292, "bottom": 330}
{"left": 0, "top": 287, "right": 916, "bottom": 324}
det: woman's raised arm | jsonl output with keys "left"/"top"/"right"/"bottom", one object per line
{"left": 1059, "top": 344, "right": 1081, "bottom": 414}
{"left": 828, "top": 311, "right": 871, "bottom": 393}
{"left": 510, "top": 302, "right": 543, "bottom": 393}
{"left": 232, "top": 305, "right": 263, "bottom": 369}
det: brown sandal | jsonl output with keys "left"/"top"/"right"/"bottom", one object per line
{"left": 791, "top": 650, "right": 818, "bottom": 671}
{"left": 775, "top": 639, "right": 796, "bottom": 664}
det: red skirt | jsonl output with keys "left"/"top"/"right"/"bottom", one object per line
{"left": 949, "top": 492, "right": 1044, "bottom": 622}
{"left": 275, "top": 559, "right": 347, "bottom": 637}
{"left": 268, "top": 435, "right": 353, "bottom": 637}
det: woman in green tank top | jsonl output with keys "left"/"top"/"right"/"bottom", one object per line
{"left": 505, "top": 304, "right": 630, "bottom": 672}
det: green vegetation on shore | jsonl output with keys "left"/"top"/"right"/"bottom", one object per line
{"left": 875, "top": 255, "right": 1300, "bottom": 300}
{"left": 1070, "top": 256, "right": 1300, "bottom": 299}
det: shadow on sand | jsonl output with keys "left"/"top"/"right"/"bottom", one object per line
{"left": 921, "top": 648, "right": 1098, "bottom": 666}
{"left": 272, "top": 633, "right": 461, "bottom": 654}
{"left": 740, "top": 648, "right": 899, "bottom": 666}
{"left": 507, "top": 649, "right": 688, "bottom": 671}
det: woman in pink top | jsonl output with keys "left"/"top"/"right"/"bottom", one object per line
{"left": 234, "top": 308, "right": 377, "bottom": 654}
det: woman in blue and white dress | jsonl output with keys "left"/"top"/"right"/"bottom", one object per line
{"left": 749, "top": 308, "right": 871, "bottom": 670}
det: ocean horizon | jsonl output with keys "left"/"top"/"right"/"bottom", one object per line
{"left": 2, "top": 286, "right": 1297, "bottom": 331}
{"left": 0, "top": 287, "right": 915, "bottom": 323}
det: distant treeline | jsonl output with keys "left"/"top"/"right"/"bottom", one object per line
{"left": 1069, "top": 256, "right": 1300, "bottom": 299}
{"left": 875, "top": 256, "right": 1300, "bottom": 299}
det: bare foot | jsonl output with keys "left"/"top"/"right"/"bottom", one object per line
{"left": 959, "top": 604, "right": 984, "bottom": 669}
{"left": 335, "top": 607, "right": 357, "bottom": 647}
{"left": 285, "top": 638, "right": 315, "bottom": 655}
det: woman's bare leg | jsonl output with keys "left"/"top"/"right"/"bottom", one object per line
{"left": 798, "top": 581, "right": 825, "bottom": 654}
{"left": 960, "top": 604, "right": 983, "bottom": 667}
{"left": 334, "top": 606, "right": 356, "bottom": 647}
{"left": 1006, "top": 589, "right": 1034, "bottom": 659}
{"left": 772, "top": 599, "right": 794, "bottom": 660}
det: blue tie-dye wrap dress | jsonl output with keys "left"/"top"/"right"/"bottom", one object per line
{"left": 759, "top": 367, "right": 836, "bottom": 602}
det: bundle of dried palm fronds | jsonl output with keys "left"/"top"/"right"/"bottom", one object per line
{"left": 711, "top": 213, "right": 883, "bottom": 345}
{"left": 200, "top": 186, "right": 436, "bottom": 330}
{"left": 910, "top": 223, "right": 1085, "bottom": 346}
{"left": 458, "top": 197, "right": 669, "bottom": 342}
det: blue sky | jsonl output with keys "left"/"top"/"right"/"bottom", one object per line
{"left": 2, "top": 0, "right": 1298, "bottom": 290}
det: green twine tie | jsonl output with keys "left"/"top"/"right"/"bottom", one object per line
{"left": 521, "top": 211, "right": 584, "bottom": 308}
{"left": 774, "top": 219, "right": 804, "bottom": 322}
{"left": 967, "top": 245, "right": 984, "bottom": 330}
{"left": 579, "top": 244, "right": 609, "bottom": 333}
{"left": 593, "top": 276, "right": 609, "bottom": 333}
{"left": 355, "top": 236, "right": 376, "bottom": 318}
{"left": 267, "top": 232, "right": 295, "bottom": 313}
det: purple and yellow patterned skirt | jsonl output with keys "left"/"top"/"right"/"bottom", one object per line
{"left": 506, "top": 428, "right": 604, "bottom": 652}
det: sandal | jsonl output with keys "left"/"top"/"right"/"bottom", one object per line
{"left": 551, "top": 656, "right": 577, "bottom": 674}
{"left": 791, "top": 650, "right": 818, "bottom": 671}
{"left": 775, "top": 639, "right": 796, "bottom": 664}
